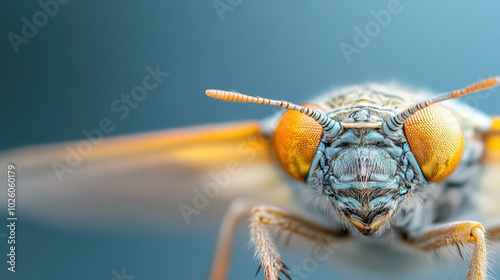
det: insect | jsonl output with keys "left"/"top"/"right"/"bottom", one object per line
{"left": 203, "top": 78, "right": 500, "bottom": 280}
{"left": 1, "top": 78, "right": 499, "bottom": 280}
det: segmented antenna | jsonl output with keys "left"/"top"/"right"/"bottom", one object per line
{"left": 206, "top": 89, "right": 342, "bottom": 136}
{"left": 382, "top": 77, "right": 500, "bottom": 135}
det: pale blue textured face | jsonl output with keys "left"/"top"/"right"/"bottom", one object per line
{"left": 308, "top": 126, "right": 427, "bottom": 235}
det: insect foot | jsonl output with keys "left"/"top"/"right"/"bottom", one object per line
{"left": 407, "top": 221, "right": 487, "bottom": 280}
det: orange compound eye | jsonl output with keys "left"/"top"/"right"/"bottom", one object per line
{"left": 273, "top": 104, "right": 324, "bottom": 181}
{"left": 403, "top": 104, "right": 464, "bottom": 182}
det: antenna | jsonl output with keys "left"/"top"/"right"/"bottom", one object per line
{"left": 206, "top": 89, "right": 342, "bottom": 136}
{"left": 382, "top": 77, "right": 500, "bottom": 135}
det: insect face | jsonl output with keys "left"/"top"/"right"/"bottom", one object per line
{"left": 308, "top": 103, "right": 465, "bottom": 235}
{"left": 206, "top": 77, "right": 499, "bottom": 236}
{"left": 305, "top": 106, "right": 420, "bottom": 235}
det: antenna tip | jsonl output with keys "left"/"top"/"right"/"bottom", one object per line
{"left": 205, "top": 89, "right": 237, "bottom": 101}
{"left": 205, "top": 89, "right": 217, "bottom": 97}
{"left": 479, "top": 76, "right": 500, "bottom": 90}
{"left": 206, "top": 89, "right": 229, "bottom": 99}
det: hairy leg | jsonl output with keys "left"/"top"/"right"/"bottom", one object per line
{"left": 250, "top": 205, "right": 347, "bottom": 280}
{"left": 210, "top": 199, "right": 257, "bottom": 280}
{"left": 406, "top": 221, "right": 487, "bottom": 280}
{"left": 210, "top": 202, "right": 347, "bottom": 280}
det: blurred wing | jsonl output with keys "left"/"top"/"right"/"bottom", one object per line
{"left": 479, "top": 117, "right": 500, "bottom": 226}
{"left": 0, "top": 121, "right": 291, "bottom": 228}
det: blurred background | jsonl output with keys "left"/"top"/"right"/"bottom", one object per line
{"left": 1, "top": 0, "right": 500, "bottom": 279}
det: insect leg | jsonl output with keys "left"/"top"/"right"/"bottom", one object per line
{"left": 250, "top": 205, "right": 347, "bottom": 280}
{"left": 210, "top": 198, "right": 258, "bottom": 280}
{"left": 406, "top": 221, "right": 487, "bottom": 280}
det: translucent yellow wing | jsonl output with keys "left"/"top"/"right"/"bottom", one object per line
{"left": 0, "top": 121, "right": 291, "bottom": 228}
{"left": 479, "top": 117, "right": 500, "bottom": 226}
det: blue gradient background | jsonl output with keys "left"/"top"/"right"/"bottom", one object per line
{"left": 1, "top": 1, "right": 500, "bottom": 279}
